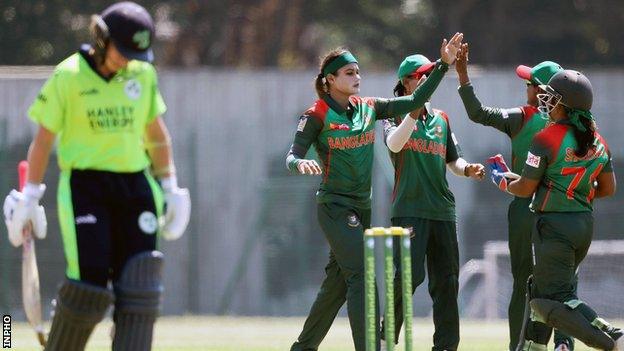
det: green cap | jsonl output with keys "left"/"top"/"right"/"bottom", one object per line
{"left": 397, "top": 54, "right": 435, "bottom": 79}
{"left": 516, "top": 61, "right": 563, "bottom": 85}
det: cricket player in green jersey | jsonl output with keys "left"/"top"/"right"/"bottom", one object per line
{"left": 380, "top": 53, "right": 485, "bottom": 350}
{"left": 491, "top": 70, "right": 622, "bottom": 351}
{"left": 3, "top": 2, "right": 190, "bottom": 350}
{"left": 455, "top": 44, "right": 574, "bottom": 351}
{"left": 287, "top": 33, "right": 464, "bottom": 351}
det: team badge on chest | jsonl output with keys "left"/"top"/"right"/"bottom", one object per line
{"left": 124, "top": 79, "right": 142, "bottom": 100}
{"left": 434, "top": 125, "right": 443, "bottom": 138}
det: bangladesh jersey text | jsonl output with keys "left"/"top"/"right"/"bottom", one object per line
{"left": 383, "top": 108, "right": 462, "bottom": 221}
{"left": 523, "top": 123, "right": 613, "bottom": 212}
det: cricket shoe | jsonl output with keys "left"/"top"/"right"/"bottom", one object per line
{"left": 613, "top": 334, "right": 624, "bottom": 351}
{"left": 606, "top": 327, "right": 624, "bottom": 351}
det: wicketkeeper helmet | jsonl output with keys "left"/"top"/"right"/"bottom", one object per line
{"left": 538, "top": 70, "right": 593, "bottom": 114}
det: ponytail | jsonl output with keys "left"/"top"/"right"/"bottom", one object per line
{"left": 572, "top": 117, "right": 595, "bottom": 157}
{"left": 565, "top": 106, "right": 596, "bottom": 157}
{"left": 314, "top": 73, "right": 327, "bottom": 99}
{"left": 393, "top": 80, "right": 406, "bottom": 97}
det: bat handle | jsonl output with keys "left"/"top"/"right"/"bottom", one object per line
{"left": 18, "top": 160, "right": 29, "bottom": 191}
{"left": 17, "top": 160, "right": 34, "bottom": 241}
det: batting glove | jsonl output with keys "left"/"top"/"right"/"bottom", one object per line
{"left": 487, "top": 154, "right": 519, "bottom": 193}
{"left": 160, "top": 176, "right": 191, "bottom": 241}
{"left": 3, "top": 183, "right": 47, "bottom": 247}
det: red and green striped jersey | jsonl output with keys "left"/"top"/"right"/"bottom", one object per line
{"left": 510, "top": 106, "right": 551, "bottom": 174}
{"left": 523, "top": 124, "right": 613, "bottom": 212}
{"left": 286, "top": 60, "right": 449, "bottom": 208}
{"left": 383, "top": 107, "right": 462, "bottom": 221}
{"left": 297, "top": 96, "right": 377, "bottom": 208}
{"left": 458, "top": 84, "right": 551, "bottom": 174}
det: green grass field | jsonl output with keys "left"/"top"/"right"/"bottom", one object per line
{"left": 7, "top": 316, "right": 601, "bottom": 350}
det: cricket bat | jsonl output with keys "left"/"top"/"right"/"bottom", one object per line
{"left": 18, "top": 160, "right": 46, "bottom": 346}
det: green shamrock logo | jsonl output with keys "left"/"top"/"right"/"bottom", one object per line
{"left": 133, "top": 30, "right": 150, "bottom": 49}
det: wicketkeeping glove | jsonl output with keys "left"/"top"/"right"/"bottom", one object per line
{"left": 3, "top": 183, "right": 47, "bottom": 247}
{"left": 487, "top": 154, "right": 520, "bottom": 193}
{"left": 160, "top": 176, "right": 191, "bottom": 241}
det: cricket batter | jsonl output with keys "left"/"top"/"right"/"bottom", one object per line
{"left": 491, "top": 69, "right": 622, "bottom": 351}
{"left": 287, "top": 33, "right": 463, "bottom": 351}
{"left": 3, "top": 2, "right": 190, "bottom": 350}
{"left": 380, "top": 53, "right": 485, "bottom": 350}
{"left": 455, "top": 44, "right": 574, "bottom": 351}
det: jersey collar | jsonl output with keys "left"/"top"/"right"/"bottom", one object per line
{"left": 415, "top": 102, "right": 434, "bottom": 121}
{"left": 79, "top": 44, "right": 130, "bottom": 83}
{"left": 322, "top": 94, "right": 353, "bottom": 116}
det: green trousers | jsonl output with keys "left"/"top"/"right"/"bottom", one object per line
{"left": 508, "top": 198, "right": 574, "bottom": 350}
{"left": 383, "top": 217, "right": 459, "bottom": 351}
{"left": 291, "top": 202, "right": 378, "bottom": 351}
{"left": 526, "top": 212, "right": 594, "bottom": 346}
{"left": 532, "top": 212, "right": 593, "bottom": 303}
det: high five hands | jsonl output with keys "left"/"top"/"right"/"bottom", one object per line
{"left": 455, "top": 43, "right": 470, "bottom": 85}
{"left": 440, "top": 32, "right": 464, "bottom": 65}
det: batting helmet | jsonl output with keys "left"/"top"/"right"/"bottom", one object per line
{"left": 538, "top": 70, "right": 593, "bottom": 113}
{"left": 91, "top": 2, "right": 155, "bottom": 62}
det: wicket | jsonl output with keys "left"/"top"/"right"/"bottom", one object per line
{"left": 364, "top": 226, "right": 413, "bottom": 351}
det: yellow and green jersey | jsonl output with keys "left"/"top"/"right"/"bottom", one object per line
{"left": 383, "top": 107, "right": 462, "bottom": 221}
{"left": 28, "top": 48, "right": 167, "bottom": 172}
{"left": 458, "top": 84, "right": 550, "bottom": 174}
{"left": 523, "top": 124, "right": 612, "bottom": 212}
{"left": 286, "top": 60, "right": 449, "bottom": 208}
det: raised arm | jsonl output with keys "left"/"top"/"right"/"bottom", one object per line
{"left": 384, "top": 108, "right": 421, "bottom": 153}
{"left": 375, "top": 33, "right": 464, "bottom": 118}
{"left": 455, "top": 43, "right": 525, "bottom": 137}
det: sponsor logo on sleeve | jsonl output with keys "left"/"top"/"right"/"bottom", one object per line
{"left": 526, "top": 152, "right": 541, "bottom": 168}
{"left": 297, "top": 117, "right": 307, "bottom": 132}
{"left": 451, "top": 132, "right": 458, "bottom": 145}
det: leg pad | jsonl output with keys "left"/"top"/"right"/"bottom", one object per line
{"left": 44, "top": 280, "right": 113, "bottom": 351}
{"left": 112, "top": 251, "right": 164, "bottom": 351}
{"left": 530, "top": 298, "right": 614, "bottom": 350}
